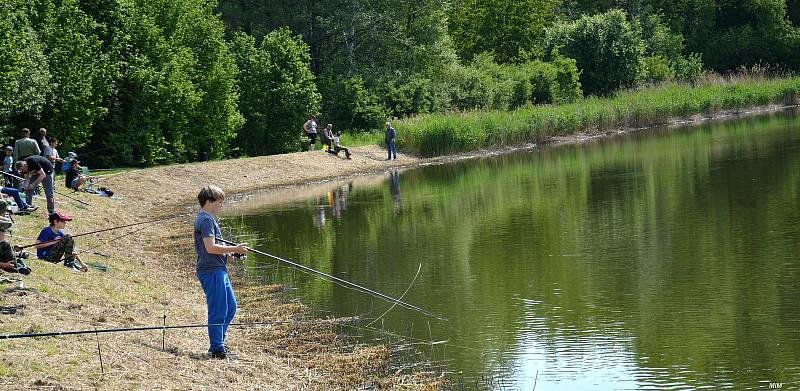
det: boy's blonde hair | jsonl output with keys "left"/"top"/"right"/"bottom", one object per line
{"left": 198, "top": 185, "right": 225, "bottom": 207}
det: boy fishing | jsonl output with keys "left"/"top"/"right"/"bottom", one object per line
{"left": 35, "top": 211, "right": 88, "bottom": 272}
{"left": 194, "top": 185, "right": 247, "bottom": 359}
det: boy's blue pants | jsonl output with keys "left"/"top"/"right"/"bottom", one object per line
{"left": 197, "top": 269, "right": 237, "bottom": 352}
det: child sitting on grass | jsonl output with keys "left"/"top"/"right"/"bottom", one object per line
{"left": 0, "top": 219, "right": 29, "bottom": 275}
{"left": 35, "top": 211, "right": 87, "bottom": 272}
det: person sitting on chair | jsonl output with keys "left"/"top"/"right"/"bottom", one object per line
{"left": 326, "top": 131, "right": 352, "bottom": 159}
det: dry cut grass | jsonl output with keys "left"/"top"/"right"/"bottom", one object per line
{"left": 0, "top": 145, "right": 447, "bottom": 390}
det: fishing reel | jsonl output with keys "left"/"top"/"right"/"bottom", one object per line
{"left": 9, "top": 255, "right": 31, "bottom": 275}
{"left": 232, "top": 253, "right": 247, "bottom": 260}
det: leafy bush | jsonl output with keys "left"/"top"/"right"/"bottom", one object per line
{"left": 231, "top": 29, "right": 320, "bottom": 156}
{"left": 382, "top": 76, "right": 449, "bottom": 117}
{"left": 672, "top": 53, "right": 705, "bottom": 83}
{"left": 320, "top": 75, "right": 387, "bottom": 132}
{"left": 545, "top": 9, "right": 644, "bottom": 96}
{"left": 641, "top": 55, "right": 675, "bottom": 85}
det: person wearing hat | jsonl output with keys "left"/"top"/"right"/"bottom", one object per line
{"left": 65, "top": 159, "right": 88, "bottom": 191}
{"left": 320, "top": 124, "right": 334, "bottom": 151}
{"left": 3, "top": 145, "right": 15, "bottom": 188}
{"left": 0, "top": 216, "right": 16, "bottom": 272}
{"left": 34, "top": 211, "right": 87, "bottom": 272}
{"left": 3, "top": 145, "right": 13, "bottom": 174}
{"left": 0, "top": 218, "right": 29, "bottom": 275}
{"left": 62, "top": 151, "right": 77, "bottom": 172}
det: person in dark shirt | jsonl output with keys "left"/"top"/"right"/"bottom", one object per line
{"left": 64, "top": 159, "right": 87, "bottom": 190}
{"left": 15, "top": 155, "right": 55, "bottom": 214}
{"left": 36, "top": 128, "right": 50, "bottom": 158}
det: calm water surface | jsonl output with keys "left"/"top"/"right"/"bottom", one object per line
{"left": 224, "top": 110, "right": 800, "bottom": 390}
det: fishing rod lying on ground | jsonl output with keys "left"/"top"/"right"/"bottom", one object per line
{"left": 218, "top": 238, "right": 448, "bottom": 322}
{"left": 0, "top": 319, "right": 340, "bottom": 340}
{"left": 1, "top": 171, "right": 91, "bottom": 207}
{"left": 16, "top": 214, "right": 186, "bottom": 250}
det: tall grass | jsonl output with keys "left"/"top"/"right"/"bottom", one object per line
{"left": 390, "top": 75, "right": 800, "bottom": 157}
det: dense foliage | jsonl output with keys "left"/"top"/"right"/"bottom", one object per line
{"left": 0, "top": 0, "right": 797, "bottom": 166}
{"left": 232, "top": 29, "right": 320, "bottom": 156}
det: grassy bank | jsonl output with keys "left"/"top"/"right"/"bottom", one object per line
{"left": 0, "top": 146, "right": 445, "bottom": 390}
{"left": 377, "top": 75, "right": 800, "bottom": 156}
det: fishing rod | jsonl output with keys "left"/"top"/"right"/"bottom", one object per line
{"left": 218, "top": 238, "right": 448, "bottom": 322}
{"left": 1, "top": 171, "right": 91, "bottom": 207}
{"left": 0, "top": 319, "right": 334, "bottom": 340}
{"left": 17, "top": 214, "right": 186, "bottom": 250}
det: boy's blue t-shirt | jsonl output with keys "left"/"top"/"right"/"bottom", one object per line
{"left": 194, "top": 210, "right": 226, "bottom": 273}
{"left": 37, "top": 226, "right": 64, "bottom": 259}
{"left": 3, "top": 155, "right": 12, "bottom": 172}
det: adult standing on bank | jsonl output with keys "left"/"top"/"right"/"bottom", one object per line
{"left": 36, "top": 128, "right": 50, "bottom": 157}
{"left": 15, "top": 155, "right": 55, "bottom": 214}
{"left": 194, "top": 185, "right": 247, "bottom": 359}
{"left": 13, "top": 128, "right": 40, "bottom": 163}
{"left": 385, "top": 121, "right": 397, "bottom": 160}
{"left": 303, "top": 116, "right": 318, "bottom": 151}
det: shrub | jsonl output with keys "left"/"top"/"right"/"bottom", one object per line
{"left": 545, "top": 9, "right": 644, "bottom": 96}
{"left": 321, "top": 75, "right": 387, "bottom": 132}
{"left": 641, "top": 55, "right": 675, "bottom": 85}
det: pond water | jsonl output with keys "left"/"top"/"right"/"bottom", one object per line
{"left": 224, "top": 109, "right": 800, "bottom": 390}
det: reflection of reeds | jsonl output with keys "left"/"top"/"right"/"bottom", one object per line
{"left": 378, "top": 75, "right": 800, "bottom": 157}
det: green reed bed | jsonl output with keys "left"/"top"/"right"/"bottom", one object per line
{"left": 394, "top": 76, "right": 800, "bottom": 157}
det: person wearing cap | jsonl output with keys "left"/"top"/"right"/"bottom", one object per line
{"left": 3, "top": 146, "right": 13, "bottom": 173}
{"left": 194, "top": 185, "right": 247, "bottom": 359}
{"left": 320, "top": 124, "right": 334, "bottom": 151}
{"left": 3, "top": 145, "right": 13, "bottom": 188}
{"left": 16, "top": 154, "right": 55, "bottom": 214}
{"left": 0, "top": 218, "right": 28, "bottom": 275}
{"left": 65, "top": 159, "right": 88, "bottom": 191}
{"left": 0, "top": 220, "right": 18, "bottom": 273}
{"left": 62, "top": 151, "right": 77, "bottom": 173}
{"left": 34, "top": 211, "right": 87, "bottom": 271}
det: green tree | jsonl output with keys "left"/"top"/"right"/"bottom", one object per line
{"left": 0, "top": 5, "right": 18, "bottom": 127}
{"left": 320, "top": 75, "right": 387, "bottom": 132}
{"left": 231, "top": 29, "right": 320, "bottom": 155}
{"left": 36, "top": 0, "right": 112, "bottom": 149}
{"left": 449, "top": 0, "right": 561, "bottom": 63}
{"left": 545, "top": 9, "right": 644, "bottom": 95}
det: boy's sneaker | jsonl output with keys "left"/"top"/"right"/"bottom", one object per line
{"left": 208, "top": 349, "right": 229, "bottom": 360}
{"left": 222, "top": 345, "right": 238, "bottom": 358}
{"left": 25, "top": 205, "right": 38, "bottom": 212}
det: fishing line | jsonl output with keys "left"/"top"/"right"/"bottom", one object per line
{"left": 17, "top": 214, "right": 188, "bottom": 250}
{"left": 76, "top": 218, "right": 166, "bottom": 256}
{"left": 218, "top": 238, "right": 447, "bottom": 322}
{"left": 366, "top": 263, "right": 421, "bottom": 327}
{"left": 1, "top": 171, "right": 90, "bottom": 207}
